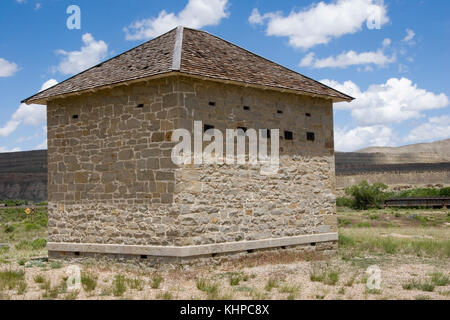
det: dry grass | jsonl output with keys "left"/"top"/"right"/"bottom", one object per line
{"left": 0, "top": 207, "right": 448, "bottom": 300}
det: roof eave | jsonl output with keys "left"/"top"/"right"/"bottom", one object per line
{"left": 23, "top": 71, "right": 354, "bottom": 106}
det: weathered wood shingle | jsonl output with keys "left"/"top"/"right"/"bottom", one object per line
{"left": 24, "top": 27, "right": 352, "bottom": 104}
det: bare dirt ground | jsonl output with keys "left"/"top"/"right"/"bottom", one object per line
{"left": 0, "top": 207, "right": 449, "bottom": 300}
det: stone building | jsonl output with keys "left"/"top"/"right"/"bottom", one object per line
{"left": 23, "top": 27, "right": 353, "bottom": 261}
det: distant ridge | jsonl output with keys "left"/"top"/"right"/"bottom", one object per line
{"left": 0, "top": 139, "right": 449, "bottom": 200}
{"left": 356, "top": 139, "right": 450, "bottom": 161}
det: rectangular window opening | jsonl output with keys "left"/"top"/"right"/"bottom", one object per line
{"left": 204, "top": 124, "right": 215, "bottom": 133}
{"left": 307, "top": 132, "right": 315, "bottom": 141}
{"left": 209, "top": 101, "right": 216, "bottom": 106}
{"left": 305, "top": 113, "right": 311, "bottom": 117}
{"left": 277, "top": 110, "right": 283, "bottom": 114}
{"left": 284, "top": 131, "right": 293, "bottom": 141}
{"left": 243, "top": 106, "right": 251, "bottom": 111}
{"left": 72, "top": 115, "right": 79, "bottom": 119}
{"left": 137, "top": 104, "right": 144, "bottom": 108}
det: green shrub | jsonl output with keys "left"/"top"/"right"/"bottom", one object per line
{"left": 336, "top": 197, "right": 355, "bottom": 208}
{"left": 345, "top": 181, "right": 388, "bottom": 210}
{"left": 439, "top": 187, "right": 450, "bottom": 197}
{"left": 396, "top": 188, "right": 440, "bottom": 199}
{"left": 338, "top": 234, "right": 355, "bottom": 246}
{"left": 3, "top": 224, "right": 15, "bottom": 233}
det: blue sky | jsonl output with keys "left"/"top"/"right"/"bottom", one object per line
{"left": 0, "top": 0, "right": 449, "bottom": 152}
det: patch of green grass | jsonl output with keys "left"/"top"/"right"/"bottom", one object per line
{"left": 156, "top": 291, "right": 173, "bottom": 300}
{"left": 402, "top": 279, "right": 435, "bottom": 292}
{"left": 340, "top": 228, "right": 450, "bottom": 258}
{"left": 41, "top": 278, "right": 66, "bottom": 300}
{"left": 196, "top": 278, "right": 219, "bottom": 299}
{"left": 64, "top": 290, "right": 79, "bottom": 300}
{"left": 227, "top": 272, "right": 248, "bottom": 286}
{"left": 415, "top": 295, "right": 431, "bottom": 300}
{"left": 382, "top": 238, "right": 398, "bottom": 254}
{"left": 126, "top": 277, "right": 145, "bottom": 291}
{"left": 33, "top": 274, "right": 45, "bottom": 284}
{"left": 16, "top": 280, "right": 27, "bottom": 295}
{"left": 309, "top": 266, "right": 339, "bottom": 285}
{"left": 338, "top": 234, "right": 355, "bottom": 246}
{"left": 81, "top": 272, "right": 98, "bottom": 292}
{"left": 3, "top": 224, "right": 14, "bottom": 233}
{"left": 338, "top": 218, "right": 352, "bottom": 227}
{"left": 15, "top": 238, "right": 47, "bottom": 250}
{"left": 264, "top": 278, "right": 279, "bottom": 291}
{"left": 112, "top": 275, "right": 127, "bottom": 297}
{"left": 0, "top": 269, "right": 25, "bottom": 290}
{"left": 366, "top": 288, "right": 381, "bottom": 295}
{"left": 279, "top": 283, "right": 300, "bottom": 294}
{"left": 356, "top": 222, "right": 371, "bottom": 228}
{"left": 24, "top": 223, "right": 40, "bottom": 231}
{"left": 326, "top": 271, "right": 340, "bottom": 285}
{"left": 50, "top": 261, "right": 63, "bottom": 269}
{"left": 150, "top": 274, "right": 163, "bottom": 289}
{"left": 369, "top": 214, "right": 380, "bottom": 220}
{"left": 430, "top": 272, "right": 449, "bottom": 286}
{"left": 234, "top": 286, "right": 252, "bottom": 292}
{"left": 344, "top": 275, "right": 356, "bottom": 287}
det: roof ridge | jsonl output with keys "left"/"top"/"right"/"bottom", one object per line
{"left": 171, "top": 26, "right": 184, "bottom": 71}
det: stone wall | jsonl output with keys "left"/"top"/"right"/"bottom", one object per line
{"left": 46, "top": 75, "right": 337, "bottom": 248}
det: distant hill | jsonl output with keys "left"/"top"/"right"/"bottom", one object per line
{"left": 356, "top": 139, "right": 450, "bottom": 161}
{"left": 0, "top": 139, "right": 449, "bottom": 200}
{"left": 0, "top": 150, "right": 47, "bottom": 201}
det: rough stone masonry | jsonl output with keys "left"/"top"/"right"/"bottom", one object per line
{"left": 23, "top": 27, "right": 353, "bottom": 261}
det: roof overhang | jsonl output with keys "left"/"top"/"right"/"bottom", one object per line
{"left": 23, "top": 71, "right": 354, "bottom": 106}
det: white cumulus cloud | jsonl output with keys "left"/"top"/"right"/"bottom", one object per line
{"left": 0, "top": 58, "right": 19, "bottom": 77}
{"left": 124, "top": 0, "right": 229, "bottom": 41}
{"left": 405, "top": 115, "right": 450, "bottom": 143}
{"left": 0, "top": 146, "right": 21, "bottom": 153}
{"left": 249, "top": 0, "right": 389, "bottom": 50}
{"left": 322, "top": 78, "right": 449, "bottom": 126}
{"left": 300, "top": 49, "right": 395, "bottom": 69}
{"left": 402, "top": 28, "right": 415, "bottom": 44}
{"left": 0, "top": 79, "right": 57, "bottom": 138}
{"left": 335, "top": 125, "right": 395, "bottom": 152}
{"left": 56, "top": 33, "right": 108, "bottom": 75}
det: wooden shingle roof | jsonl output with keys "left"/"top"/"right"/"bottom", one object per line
{"left": 23, "top": 27, "right": 353, "bottom": 105}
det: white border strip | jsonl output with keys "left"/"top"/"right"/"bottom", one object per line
{"left": 171, "top": 26, "right": 184, "bottom": 71}
{"left": 48, "top": 233, "right": 338, "bottom": 257}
